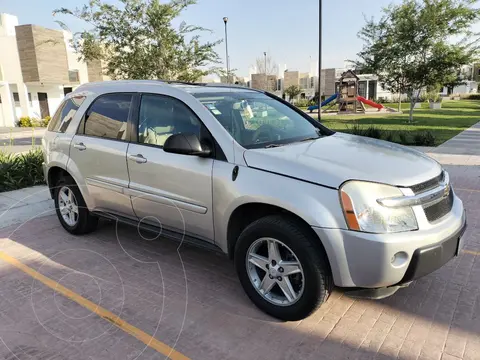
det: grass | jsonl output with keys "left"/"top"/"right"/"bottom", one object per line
{"left": 315, "top": 100, "right": 480, "bottom": 146}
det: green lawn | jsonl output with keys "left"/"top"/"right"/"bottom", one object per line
{"left": 314, "top": 100, "right": 480, "bottom": 145}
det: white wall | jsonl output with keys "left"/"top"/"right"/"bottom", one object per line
{"left": 63, "top": 31, "right": 89, "bottom": 83}
{"left": 12, "top": 84, "right": 64, "bottom": 120}
{"left": 0, "top": 14, "right": 23, "bottom": 83}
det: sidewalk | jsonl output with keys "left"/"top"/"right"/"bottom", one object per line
{"left": 0, "top": 185, "right": 54, "bottom": 228}
{"left": 0, "top": 127, "right": 46, "bottom": 140}
{"left": 424, "top": 121, "right": 480, "bottom": 166}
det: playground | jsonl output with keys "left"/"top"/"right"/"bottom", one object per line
{"left": 307, "top": 70, "right": 399, "bottom": 115}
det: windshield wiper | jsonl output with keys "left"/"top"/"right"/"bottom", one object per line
{"left": 264, "top": 143, "right": 284, "bottom": 148}
{"left": 298, "top": 136, "right": 320, "bottom": 143}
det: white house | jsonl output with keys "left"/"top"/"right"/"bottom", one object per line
{"left": 0, "top": 13, "right": 94, "bottom": 127}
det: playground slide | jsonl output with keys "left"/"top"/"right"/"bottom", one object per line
{"left": 357, "top": 96, "right": 384, "bottom": 110}
{"left": 307, "top": 93, "right": 338, "bottom": 112}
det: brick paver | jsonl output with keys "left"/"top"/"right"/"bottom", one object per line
{"left": 0, "top": 124, "right": 479, "bottom": 359}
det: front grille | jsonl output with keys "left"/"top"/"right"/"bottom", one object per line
{"left": 410, "top": 172, "right": 444, "bottom": 194}
{"left": 423, "top": 188, "right": 454, "bottom": 222}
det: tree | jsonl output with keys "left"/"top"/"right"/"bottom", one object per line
{"left": 356, "top": 0, "right": 479, "bottom": 122}
{"left": 53, "top": 0, "right": 222, "bottom": 81}
{"left": 284, "top": 85, "right": 302, "bottom": 102}
{"left": 255, "top": 54, "right": 278, "bottom": 90}
{"left": 443, "top": 70, "right": 467, "bottom": 94}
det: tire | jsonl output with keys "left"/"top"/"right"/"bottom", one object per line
{"left": 53, "top": 175, "right": 98, "bottom": 235}
{"left": 234, "top": 215, "right": 332, "bottom": 321}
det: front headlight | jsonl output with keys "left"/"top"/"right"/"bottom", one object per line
{"left": 339, "top": 181, "right": 418, "bottom": 233}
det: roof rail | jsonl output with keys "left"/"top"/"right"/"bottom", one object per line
{"left": 204, "top": 83, "right": 266, "bottom": 94}
{"left": 157, "top": 80, "right": 207, "bottom": 86}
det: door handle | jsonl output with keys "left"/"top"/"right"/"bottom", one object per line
{"left": 73, "top": 142, "right": 86, "bottom": 151}
{"left": 128, "top": 154, "right": 147, "bottom": 164}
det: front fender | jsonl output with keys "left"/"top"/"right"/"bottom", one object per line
{"left": 212, "top": 161, "right": 346, "bottom": 253}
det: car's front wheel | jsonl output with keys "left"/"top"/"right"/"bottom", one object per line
{"left": 234, "top": 215, "right": 332, "bottom": 321}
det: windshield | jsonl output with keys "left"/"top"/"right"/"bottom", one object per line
{"left": 191, "top": 91, "right": 323, "bottom": 148}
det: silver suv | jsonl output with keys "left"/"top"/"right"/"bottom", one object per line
{"left": 42, "top": 81, "right": 466, "bottom": 321}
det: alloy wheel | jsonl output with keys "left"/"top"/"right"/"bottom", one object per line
{"left": 246, "top": 237, "right": 305, "bottom": 306}
{"left": 58, "top": 186, "right": 79, "bottom": 227}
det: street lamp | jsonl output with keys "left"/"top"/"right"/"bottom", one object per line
{"left": 318, "top": 0, "right": 322, "bottom": 120}
{"left": 223, "top": 17, "right": 230, "bottom": 84}
{"left": 264, "top": 51, "right": 267, "bottom": 91}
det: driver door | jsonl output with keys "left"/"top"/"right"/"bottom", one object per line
{"left": 126, "top": 93, "right": 215, "bottom": 242}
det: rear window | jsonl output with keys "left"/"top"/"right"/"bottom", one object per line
{"left": 81, "top": 93, "right": 132, "bottom": 140}
{"left": 48, "top": 96, "right": 85, "bottom": 133}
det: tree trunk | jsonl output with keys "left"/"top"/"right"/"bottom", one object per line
{"left": 398, "top": 92, "right": 401, "bottom": 112}
{"left": 408, "top": 89, "right": 421, "bottom": 123}
{"left": 409, "top": 96, "right": 415, "bottom": 123}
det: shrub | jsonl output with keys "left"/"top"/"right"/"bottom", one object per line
{"left": 346, "top": 122, "right": 365, "bottom": 136}
{"left": 18, "top": 116, "right": 33, "bottom": 127}
{"left": 0, "top": 149, "right": 45, "bottom": 192}
{"left": 413, "top": 131, "right": 435, "bottom": 146}
{"left": 17, "top": 116, "right": 51, "bottom": 127}
{"left": 41, "top": 116, "right": 51, "bottom": 127}
{"left": 384, "top": 131, "right": 394, "bottom": 142}
{"left": 295, "top": 99, "right": 310, "bottom": 108}
{"left": 467, "top": 94, "right": 480, "bottom": 100}
{"left": 398, "top": 131, "right": 409, "bottom": 145}
{"left": 363, "top": 125, "right": 383, "bottom": 139}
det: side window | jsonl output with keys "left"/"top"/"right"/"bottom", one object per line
{"left": 138, "top": 94, "right": 202, "bottom": 147}
{"left": 83, "top": 93, "right": 132, "bottom": 140}
{"left": 48, "top": 96, "right": 86, "bottom": 133}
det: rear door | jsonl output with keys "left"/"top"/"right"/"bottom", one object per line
{"left": 126, "top": 93, "right": 215, "bottom": 242}
{"left": 67, "top": 93, "right": 136, "bottom": 218}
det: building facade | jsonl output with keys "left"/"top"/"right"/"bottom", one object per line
{"left": 0, "top": 13, "right": 98, "bottom": 127}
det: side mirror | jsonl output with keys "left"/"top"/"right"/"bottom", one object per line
{"left": 163, "top": 133, "right": 212, "bottom": 157}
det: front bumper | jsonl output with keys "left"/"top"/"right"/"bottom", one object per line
{"left": 313, "top": 192, "right": 466, "bottom": 288}
{"left": 398, "top": 218, "right": 466, "bottom": 284}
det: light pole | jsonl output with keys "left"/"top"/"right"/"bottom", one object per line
{"left": 318, "top": 0, "right": 322, "bottom": 121}
{"left": 223, "top": 17, "right": 230, "bottom": 84}
{"left": 264, "top": 51, "right": 267, "bottom": 91}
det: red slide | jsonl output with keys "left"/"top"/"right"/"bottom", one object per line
{"left": 357, "top": 96, "right": 384, "bottom": 110}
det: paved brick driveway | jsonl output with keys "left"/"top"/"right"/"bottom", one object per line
{"left": 0, "top": 133, "right": 479, "bottom": 359}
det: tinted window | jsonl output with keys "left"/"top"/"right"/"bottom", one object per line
{"left": 84, "top": 94, "right": 132, "bottom": 140}
{"left": 48, "top": 96, "right": 86, "bottom": 133}
{"left": 138, "top": 94, "right": 201, "bottom": 147}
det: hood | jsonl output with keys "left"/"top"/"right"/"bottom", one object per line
{"left": 243, "top": 133, "right": 442, "bottom": 189}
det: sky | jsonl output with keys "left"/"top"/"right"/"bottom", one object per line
{"left": 1, "top": 0, "right": 398, "bottom": 77}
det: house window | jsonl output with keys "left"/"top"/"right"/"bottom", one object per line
{"left": 12, "top": 92, "right": 32, "bottom": 106}
{"left": 310, "top": 77, "right": 314, "bottom": 88}
{"left": 277, "top": 79, "right": 281, "bottom": 91}
{"left": 13, "top": 92, "right": 19, "bottom": 106}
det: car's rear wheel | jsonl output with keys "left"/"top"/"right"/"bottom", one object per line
{"left": 235, "top": 215, "right": 332, "bottom": 321}
{"left": 54, "top": 176, "right": 98, "bottom": 234}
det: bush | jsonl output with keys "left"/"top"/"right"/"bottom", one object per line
{"left": 295, "top": 99, "right": 311, "bottom": 108}
{"left": 384, "top": 131, "right": 394, "bottom": 142}
{"left": 467, "top": 94, "right": 480, "bottom": 100}
{"left": 41, "top": 116, "right": 51, "bottom": 127}
{"left": 0, "top": 149, "right": 45, "bottom": 192}
{"left": 17, "top": 115, "right": 51, "bottom": 127}
{"left": 413, "top": 131, "right": 435, "bottom": 146}
{"left": 346, "top": 122, "right": 365, "bottom": 136}
{"left": 363, "top": 125, "right": 383, "bottom": 139}
{"left": 18, "top": 116, "right": 33, "bottom": 127}
{"left": 398, "top": 131, "right": 410, "bottom": 145}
